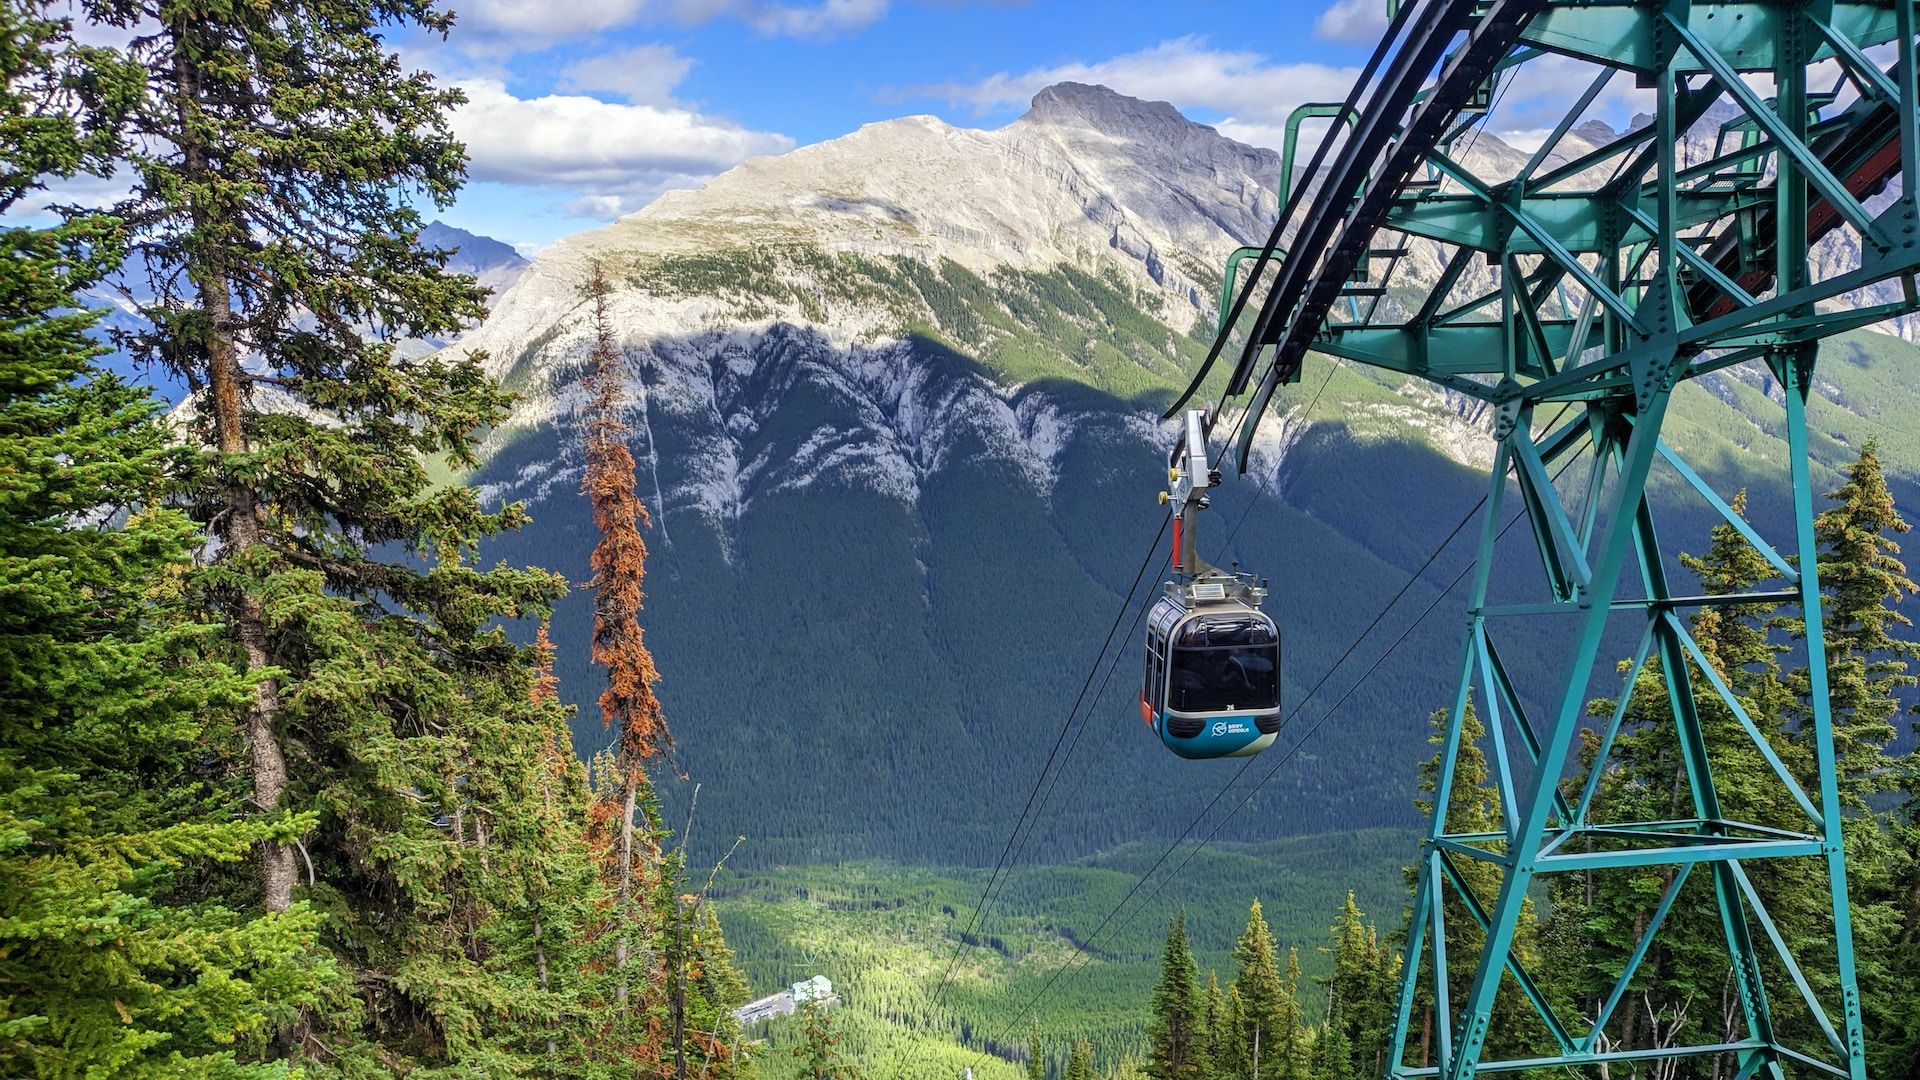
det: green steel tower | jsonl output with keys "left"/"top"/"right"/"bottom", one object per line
{"left": 1180, "top": 0, "right": 1920, "bottom": 1076}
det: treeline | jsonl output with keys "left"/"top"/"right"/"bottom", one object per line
{"left": 0, "top": 2, "right": 747, "bottom": 1075}
{"left": 1098, "top": 443, "right": 1920, "bottom": 1079}
{"left": 1021, "top": 897, "right": 1391, "bottom": 1080}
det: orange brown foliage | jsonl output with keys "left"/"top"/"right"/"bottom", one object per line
{"left": 579, "top": 264, "right": 671, "bottom": 765}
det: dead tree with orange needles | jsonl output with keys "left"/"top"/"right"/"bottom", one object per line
{"left": 578, "top": 261, "right": 673, "bottom": 1014}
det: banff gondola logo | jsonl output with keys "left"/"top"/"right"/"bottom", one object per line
{"left": 1212, "top": 721, "right": 1250, "bottom": 737}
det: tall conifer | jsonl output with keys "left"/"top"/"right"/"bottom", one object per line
{"left": 579, "top": 259, "right": 672, "bottom": 930}
{"left": 1323, "top": 892, "right": 1394, "bottom": 1080}
{"left": 796, "top": 999, "right": 855, "bottom": 1080}
{"left": 1787, "top": 441, "right": 1919, "bottom": 1076}
{"left": 0, "top": 6, "right": 334, "bottom": 1071}
{"left": 81, "top": 0, "right": 573, "bottom": 1065}
{"left": 1200, "top": 971, "right": 1228, "bottom": 1080}
{"left": 1066, "top": 1037, "right": 1096, "bottom": 1080}
{"left": 1229, "top": 900, "right": 1294, "bottom": 1080}
{"left": 1788, "top": 441, "right": 1918, "bottom": 806}
{"left": 1409, "top": 702, "right": 1544, "bottom": 1061}
{"left": 1147, "top": 913, "right": 1208, "bottom": 1080}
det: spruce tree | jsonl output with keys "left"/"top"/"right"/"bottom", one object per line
{"left": 1028, "top": 1027, "right": 1048, "bottom": 1080}
{"left": 796, "top": 999, "right": 855, "bottom": 1080}
{"left": 1230, "top": 900, "right": 1291, "bottom": 1080}
{"left": 1310, "top": 995, "right": 1356, "bottom": 1080}
{"left": 672, "top": 901, "right": 752, "bottom": 1080}
{"left": 1220, "top": 984, "right": 1248, "bottom": 1080}
{"left": 579, "top": 260, "right": 674, "bottom": 1015}
{"left": 1408, "top": 701, "right": 1545, "bottom": 1062}
{"left": 1148, "top": 913, "right": 1209, "bottom": 1080}
{"left": 1066, "top": 1037, "right": 1096, "bottom": 1080}
{"left": 1322, "top": 892, "right": 1394, "bottom": 1080}
{"left": 483, "top": 624, "right": 619, "bottom": 1075}
{"left": 1274, "top": 948, "right": 1306, "bottom": 1080}
{"left": 1782, "top": 440, "right": 1918, "bottom": 806}
{"left": 1201, "top": 972, "right": 1228, "bottom": 1080}
{"left": 1784, "top": 441, "right": 1919, "bottom": 1077}
{"left": 0, "top": 5, "right": 333, "bottom": 1072}
{"left": 81, "top": 0, "right": 573, "bottom": 1066}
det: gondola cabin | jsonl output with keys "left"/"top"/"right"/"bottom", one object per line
{"left": 1140, "top": 575, "right": 1281, "bottom": 759}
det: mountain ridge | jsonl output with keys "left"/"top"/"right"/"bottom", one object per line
{"left": 446, "top": 83, "right": 1920, "bottom": 869}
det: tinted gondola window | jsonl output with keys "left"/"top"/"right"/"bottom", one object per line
{"left": 1168, "top": 617, "right": 1278, "bottom": 714}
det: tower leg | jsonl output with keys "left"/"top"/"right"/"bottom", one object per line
{"left": 1776, "top": 346, "right": 1868, "bottom": 1080}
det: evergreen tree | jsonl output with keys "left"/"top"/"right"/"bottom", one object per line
{"left": 484, "top": 624, "right": 621, "bottom": 1075}
{"left": 580, "top": 259, "right": 674, "bottom": 1014}
{"left": 1309, "top": 995, "right": 1356, "bottom": 1080}
{"left": 1408, "top": 701, "right": 1545, "bottom": 1063}
{"left": 1200, "top": 971, "right": 1228, "bottom": 1080}
{"left": 1028, "top": 1027, "right": 1048, "bottom": 1080}
{"left": 1322, "top": 892, "right": 1395, "bottom": 1080}
{"left": 1789, "top": 440, "right": 1918, "bottom": 807}
{"left": 1220, "top": 984, "right": 1248, "bottom": 1080}
{"left": 1275, "top": 948, "right": 1306, "bottom": 1080}
{"left": 1066, "top": 1037, "right": 1096, "bottom": 1080}
{"left": 1229, "top": 900, "right": 1298, "bottom": 1080}
{"left": 795, "top": 999, "right": 855, "bottom": 1080}
{"left": 1782, "top": 441, "right": 1920, "bottom": 1077}
{"left": 672, "top": 901, "right": 752, "bottom": 1080}
{"left": 82, "top": 0, "right": 573, "bottom": 1066}
{"left": 1147, "top": 913, "right": 1209, "bottom": 1080}
{"left": 0, "top": 5, "right": 333, "bottom": 1072}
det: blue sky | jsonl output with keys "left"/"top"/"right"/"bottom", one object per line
{"left": 419, "top": 0, "right": 1399, "bottom": 251}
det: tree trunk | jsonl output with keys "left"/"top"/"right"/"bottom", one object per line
{"left": 535, "top": 917, "right": 556, "bottom": 1057}
{"left": 171, "top": 27, "right": 296, "bottom": 916}
{"left": 674, "top": 897, "right": 688, "bottom": 1080}
{"left": 615, "top": 774, "right": 637, "bottom": 1004}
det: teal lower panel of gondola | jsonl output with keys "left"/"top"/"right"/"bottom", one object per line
{"left": 1153, "top": 712, "right": 1277, "bottom": 759}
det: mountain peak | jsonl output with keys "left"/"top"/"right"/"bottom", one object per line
{"left": 1020, "top": 82, "right": 1203, "bottom": 140}
{"left": 423, "top": 220, "right": 526, "bottom": 273}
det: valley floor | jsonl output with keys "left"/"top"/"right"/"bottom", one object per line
{"left": 714, "top": 829, "right": 1415, "bottom": 1078}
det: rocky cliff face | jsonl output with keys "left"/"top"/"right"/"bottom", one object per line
{"left": 458, "top": 82, "right": 1484, "bottom": 530}
{"left": 449, "top": 83, "right": 1920, "bottom": 866}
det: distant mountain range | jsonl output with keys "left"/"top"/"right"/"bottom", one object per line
{"left": 87, "top": 219, "right": 528, "bottom": 403}
{"left": 420, "top": 219, "right": 529, "bottom": 299}
{"left": 430, "top": 82, "right": 1920, "bottom": 870}
{"left": 88, "top": 83, "right": 1912, "bottom": 869}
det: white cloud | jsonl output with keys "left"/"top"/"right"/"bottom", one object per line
{"left": 451, "top": 0, "right": 888, "bottom": 51}
{"left": 743, "top": 0, "right": 889, "bottom": 37}
{"left": 560, "top": 44, "right": 697, "bottom": 105}
{"left": 671, "top": 0, "right": 889, "bottom": 38}
{"left": 1314, "top": 0, "right": 1385, "bottom": 44}
{"left": 2, "top": 169, "right": 136, "bottom": 224}
{"left": 457, "top": 0, "right": 649, "bottom": 39}
{"left": 902, "top": 36, "right": 1359, "bottom": 151}
{"left": 451, "top": 78, "right": 793, "bottom": 217}
{"left": 1493, "top": 128, "right": 1555, "bottom": 153}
